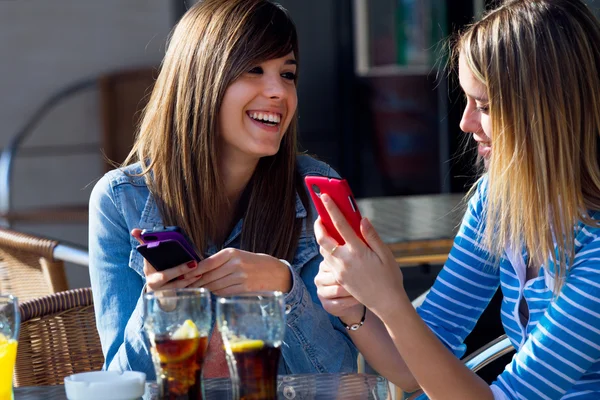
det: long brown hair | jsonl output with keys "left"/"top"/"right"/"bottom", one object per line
{"left": 124, "top": 0, "right": 305, "bottom": 261}
{"left": 455, "top": 0, "right": 600, "bottom": 292}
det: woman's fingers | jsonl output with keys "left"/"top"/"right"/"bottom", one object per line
{"left": 314, "top": 217, "right": 339, "bottom": 249}
{"left": 314, "top": 265, "right": 337, "bottom": 286}
{"left": 198, "top": 272, "right": 241, "bottom": 293}
{"left": 320, "top": 296, "right": 361, "bottom": 316}
{"left": 211, "top": 284, "right": 246, "bottom": 296}
{"left": 316, "top": 283, "right": 351, "bottom": 299}
{"left": 320, "top": 194, "right": 363, "bottom": 248}
{"left": 131, "top": 229, "right": 144, "bottom": 245}
{"left": 193, "top": 248, "right": 236, "bottom": 276}
{"left": 187, "top": 257, "right": 237, "bottom": 286}
{"left": 145, "top": 260, "right": 198, "bottom": 291}
{"left": 359, "top": 218, "right": 393, "bottom": 263}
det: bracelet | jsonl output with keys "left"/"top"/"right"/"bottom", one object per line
{"left": 338, "top": 305, "right": 367, "bottom": 331}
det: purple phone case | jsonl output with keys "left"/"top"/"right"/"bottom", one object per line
{"left": 141, "top": 229, "right": 200, "bottom": 261}
{"left": 137, "top": 240, "right": 197, "bottom": 271}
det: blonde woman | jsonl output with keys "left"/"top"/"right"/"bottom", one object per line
{"left": 88, "top": 0, "right": 357, "bottom": 380}
{"left": 314, "top": 0, "right": 600, "bottom": 398}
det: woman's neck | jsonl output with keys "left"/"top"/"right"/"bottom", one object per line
{"left": 214, "top": 157, "right": 258, "bottom": 244}
{"left": 221, "top": 159, "right": 258, "bottom": 205}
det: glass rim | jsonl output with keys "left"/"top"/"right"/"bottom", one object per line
{"left": 217, "top": 291, "right": 284, "bottom": 304}
{"left": 143, "top": 287, "right": 210, "bottom": 301}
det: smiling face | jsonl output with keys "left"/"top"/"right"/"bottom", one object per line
{"left": 458, "top": 53, "right": 492, "bottom": 169}
{"left": 217, "top": 52, "right": 298, "bottom": 166}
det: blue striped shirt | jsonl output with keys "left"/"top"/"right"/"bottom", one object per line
{"left": 416, "top": 176, "right": 600, "bottom": 399}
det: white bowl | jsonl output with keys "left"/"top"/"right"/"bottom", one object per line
{"left": 64, "top": 371, "right": 146, "bottom": 400}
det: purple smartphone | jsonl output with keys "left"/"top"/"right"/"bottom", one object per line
{"left": 136, "top": 226, "right": 201, "bottom": 271}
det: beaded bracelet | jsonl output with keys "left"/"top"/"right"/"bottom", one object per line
{"left": 338, "top": 305, "right": 367, "bottom": 331}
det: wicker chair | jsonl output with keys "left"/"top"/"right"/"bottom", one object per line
{"left": 0, "top": 228, "right": 71, "bottom": 301}
{"left": 14, "top": 287, "right": 105, "bottom": 386}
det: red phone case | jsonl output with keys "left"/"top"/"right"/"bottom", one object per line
{"left": 304, "top": 176, "right": 363, "bottom": 245}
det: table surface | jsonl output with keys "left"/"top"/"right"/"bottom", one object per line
{"left": 356, "top": 193, "right": 466, "bottom": 266}
{"left": 14, "top": 373, "right": 389, "bottom": 400}
{"left": 356, "top": 193, "right": 465, "bottom": 243}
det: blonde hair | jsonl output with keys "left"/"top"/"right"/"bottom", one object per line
{"left": 457, "top": 0, "right": 600, "bottom": 292}
{"left": 124, "top": 0, "right": 305, "bottom": 261}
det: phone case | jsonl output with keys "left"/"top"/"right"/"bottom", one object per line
{"left": 136, "top": 240, "right": 197, "bottom": 271}
{"left": 140, "top": 227, "right": 200, "bottom": 262}
{"left": 304, "top": 176, "right": 363, "bottom": 245}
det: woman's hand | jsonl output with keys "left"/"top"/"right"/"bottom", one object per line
{"left": 184, "top": 248, "right": 292, "bottom": 296}
{"left": 314, "top": 194, "right": 407, "bottom": 317}
{"left": 131, "top": 229, "right": 200, "bottom": 293}
{"left": 315, "top": 260, "right": 364, "bottom": 321}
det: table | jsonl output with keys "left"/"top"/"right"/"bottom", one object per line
{"left": 357, "top": 194, "right": 466, "bottom": 267}
{"left": 14, "top": 373, "right": 389, "bottom": 400}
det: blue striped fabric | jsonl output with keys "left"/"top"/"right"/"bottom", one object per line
{"left": 416, "top": 176, "right": 600, "bottom": 399}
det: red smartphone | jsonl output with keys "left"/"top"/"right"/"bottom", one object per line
{"left": 304, "top": 176, "right": 364, "bottom": 245}
{"left": 136, "top": 226, "right": 201, "bottom": 271}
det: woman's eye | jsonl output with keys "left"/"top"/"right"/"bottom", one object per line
{"left": 476, "top": 105, "right": 489, "bottom": 113}
{"left": 281, "top": 72, "right": 297, "bottom": 81}
{"left": 248, "top": 66, "right": 263, "bottom": 74}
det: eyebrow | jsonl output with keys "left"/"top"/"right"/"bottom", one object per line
{"left": 285, "top": 59, "right": 298, "bottom": 66}
{"left": 463, "top": 90, "right": 488, "bottom": 103}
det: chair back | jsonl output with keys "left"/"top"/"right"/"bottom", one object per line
{"left": 408, "top": 334, "right": 515, "bottom": 400}
{"left": 14, "top": 287, "right": 104, "bottom": 386}
{"left": 0, "top": 228, "right": 69, "bottom": 301}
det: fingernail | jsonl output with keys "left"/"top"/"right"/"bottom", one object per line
{"left": 195, "top": 274, "right": 203, "bottom": 279}
{"left": 361, "top": 218, "right": 371, "bottom": 230}
{"left": 178, "top": 276, "right": 185, "bottom": 280}
{"left": 187, "top": 261, "right": 196, "bottom": 269}
{"left": 322, "top": 194, "right": 329, "bottom": 203}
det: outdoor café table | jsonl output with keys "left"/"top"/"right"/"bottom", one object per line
{"left": 356, "top": 193, "right": 465, "bottom": 267}
{"left": 14, "top": 373, "right": 390, "bottom": 400}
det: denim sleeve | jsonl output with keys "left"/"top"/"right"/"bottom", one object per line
{"left": 278, "top": 159, "right": 358, "bottom": 373}
{"left": 281, "top": 252, "right": 359, "bottom": 373}
{"left": 88, "top": 175, "right": 155, "bottom": 379}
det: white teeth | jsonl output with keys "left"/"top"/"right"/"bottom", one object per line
{"left": 249, "top": 112, "right": 281, "bottom": 124}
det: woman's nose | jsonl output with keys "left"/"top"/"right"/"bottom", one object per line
{"left": 459, "top": 106, "right": 479, "bottom": 134}
{"left": 263, "top": 76, "right": 286, "bottom": 99}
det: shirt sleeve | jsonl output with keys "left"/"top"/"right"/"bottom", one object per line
{"left": 491, "top": 238, "right": 600, "bottom": 399}
{"left": 88, "top": 174, "right": 155, "bottom": 379}
{"left": 278, "top": 163, "right": 358, "bottom": 373}
{"left": 281, "top": 251, "right": 359, "bottom": 373}
{"left": 416, "top": 178, "right": 501, "bottom": 358}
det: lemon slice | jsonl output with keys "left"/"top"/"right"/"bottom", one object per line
{"left": 229, "top": 339, "right": 265, "bottom": 353}
{"left": 172, "top": 319, "right": 199, "bottom": 340}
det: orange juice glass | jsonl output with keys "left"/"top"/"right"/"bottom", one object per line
{"left": 0, "top": 295, "right": 19, "bottom": 400}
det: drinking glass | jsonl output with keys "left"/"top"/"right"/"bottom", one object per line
{"left": 144, "top": 288, "right": 212, "bottom": 400}
{"left": 216, "top": 292, "right": 285, "bottom": 400}
{"left": 0, "top": 295, "right": 19, "bottom": 400}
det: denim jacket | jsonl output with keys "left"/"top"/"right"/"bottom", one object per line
{"left": 88, "top": 154, "right": 358, "bottom": 380}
